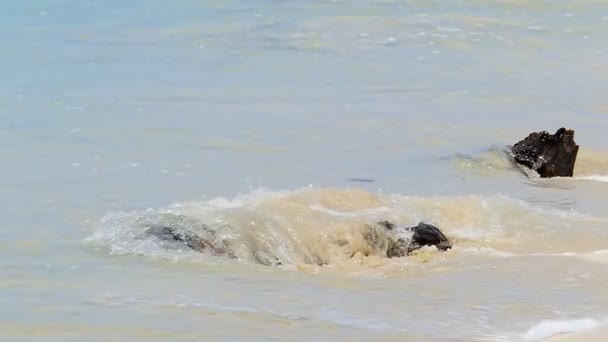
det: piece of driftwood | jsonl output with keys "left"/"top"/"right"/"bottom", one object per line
{"left": 511, "top": 128, "right": 579, "bottom": 178}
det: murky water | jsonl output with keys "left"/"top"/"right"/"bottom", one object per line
{"left": 2, "top": 1, "right": 608, "bottom": 341}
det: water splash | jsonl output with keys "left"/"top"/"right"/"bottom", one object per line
{"left": 86, "top": 187, "right": 608, "bottom": 272}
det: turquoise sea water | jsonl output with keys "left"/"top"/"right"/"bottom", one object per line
{"left": 3, "top": 1, "right": 608, "bottom": 340}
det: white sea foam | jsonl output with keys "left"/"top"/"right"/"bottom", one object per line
{"left": 457, "top": 246, "right": 517, "bottom": 257}
{"left": 575, "top": 175, "right": 608, "bottom": 183}
{"left": 523, "top": 317, "right": 608, "bottom": 341}
{"left": 519, "top": 250, "right": 608, "bottom": 265}
{"left": 463, "top": 249, "right": 608, "bottom": 263}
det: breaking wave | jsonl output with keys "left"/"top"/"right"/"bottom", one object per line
{"left": 86, "top": 187, "right": 608, "bottom": 271}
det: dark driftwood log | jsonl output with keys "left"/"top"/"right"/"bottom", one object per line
{"left": 511, "top": 128, "right": 579, "bottom": 178}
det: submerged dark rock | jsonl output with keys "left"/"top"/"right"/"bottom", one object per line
{"left": 145, "top": 224, "right": 229, "bottom": 256}
{"left": 144, "top": 216, "right": 451, "bottom": 266}
{"left": 511, "top": 128, "right": 579, "bottom": 178}
{"left": 379, "top": 221, "right": 452, "bottom": 258}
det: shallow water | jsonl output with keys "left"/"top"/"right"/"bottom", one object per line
{"left": 3, "top": 1, "right": 608, "bottom": 341}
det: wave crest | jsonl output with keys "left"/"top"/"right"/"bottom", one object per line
{"left": 86, "top": 187, "right": 608, "bottom": 269}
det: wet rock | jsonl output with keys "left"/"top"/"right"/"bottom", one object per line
{"left": 380, "top": 221, "right": 452, "bottom": 258}
{"left": 387, "top": 238, "right": 410, "bottom": 258}
{"left": 511, "top": 128, "right": 579, "bottom": 178}
{"left": 252, "top": 251, "right": 283, "bottom": 267}
{"left": 145, "top": 224, "right": 229, "bottom": 256}
{"left": 408, "top": 222, "right": 452, "bottom": 254}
